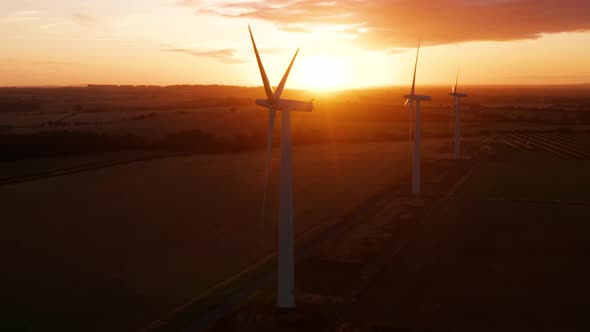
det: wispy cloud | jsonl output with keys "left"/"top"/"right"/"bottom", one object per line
{"left": 179, "top": 0, "right": 590, "bottom": 49}
{"left": 0, "top": 58, "right": 71, "bottom": 66}
{"left": 72, "top": 13, "right": 97, "bottom": 28}
{"left": 163, "top": 48, "right": 246, "bottom": 63}
{"left": 1, "top": 10, "right": 41, "bottom": 22}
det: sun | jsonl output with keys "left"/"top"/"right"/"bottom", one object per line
{"left": 300, "top": 55, "right": 348, "bottom": 90}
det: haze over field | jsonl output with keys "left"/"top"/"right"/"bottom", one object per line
{"left": 1, "top": 0, "right": 589, "bottom": 88}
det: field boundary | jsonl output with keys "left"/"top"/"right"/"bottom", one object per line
{"left": 0, "top": 152, "right": 193, "bottom": 187}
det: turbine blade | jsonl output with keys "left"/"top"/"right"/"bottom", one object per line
{"left": 406, "top": 99, "right": 414, "bottom": 160}
{"left": 454, "top": 64, "right": 460, "bottom": 94}
{"left": 260, "top": 110, "right": 276, "bottom": 231}
{"left": 411, "top": 38, "right": 421, "bottom": 96}
{"left": 274, "top": 48, "right": 299, "bottom": 101}
{"left": 249, "top": 25, "right": 275, "bottom": 103}
{"left": 450, "top": 97, "right": 455, "bottom": 136}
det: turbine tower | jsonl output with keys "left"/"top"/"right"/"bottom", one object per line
{"left": 403, "top": 39, "right": 431, "bottom": 196}
{"left": 449, "top": 66, "right": 468, "bottom": 159}
{"left": 249, "top": 25, "right": 313, "bottom": 309}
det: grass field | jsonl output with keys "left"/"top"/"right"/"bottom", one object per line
{"left": 459, "top": 157, "right": 590, "bottom": 201}
{"left": 0, "top": 151, "right": 183, "bottom": 182}
{"left": 1, "top": 139, "right": 450, "bottom": 331}
{"left": 360, "top": 152, "right": 590, "bottom": 331}
{"left": 353, "top": 199, "right": 590, "bottom": 331}
{"left": 3, "top": 84, "right": 589, "bottom": 331}
{"left": 196, "top": 133, "right": 590, "bottom": 332}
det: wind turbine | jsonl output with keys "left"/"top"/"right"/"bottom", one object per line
{"left": 249, "top": 25, "right": 313, "bottom": 309}
{"left": 449, "top": 66, "right": 468, "bottom": 159}
{"left": 403, "top": 39, "right": 431, "bottom": 196}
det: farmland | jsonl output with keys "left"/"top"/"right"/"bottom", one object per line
{"left": 1, "top": 84, "right": 590, "bottom": 331}
{"left": 200, "top": 131, "right": 590, "bottom": 332}
{"left": 2, "top": 138, "right": 450, "bottom": 331}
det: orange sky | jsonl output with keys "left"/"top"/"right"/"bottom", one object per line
{"left": 1, "top": 0, "right": 589, "bottom": 89}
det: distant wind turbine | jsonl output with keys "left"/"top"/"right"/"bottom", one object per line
{"left": 449, "top": 65, "right": 468, "bottom": 159}
{"left": 249, "top": 25, "right": 313, "bottom": 309}
{"left": 403, "top": 39, "right": 431, "bottom": 196}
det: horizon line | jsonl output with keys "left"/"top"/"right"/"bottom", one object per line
{"left": 0, "top": 82, "right": 588, "bottom": 90}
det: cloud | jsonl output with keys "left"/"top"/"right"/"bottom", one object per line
{"left": 72, "top": 13, "right": 97, "bottom": 28}
{"left": 163, "top": 48, "right": 246, "bottom": 63}
{"left": 179, "top": 0, "right": 590, "bottom": 49}
{"left": 0, "top": 58, "right": 71, "bottom": 66}
{"left": 1, "top": 10, "right": 40, "bottom": 22}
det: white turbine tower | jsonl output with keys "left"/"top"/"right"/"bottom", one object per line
{"left": 449, "top": 66, "right": 468, "bottom": 159}
{"left": 403, "top": 39, "right": 431, "bottom": 196}
{"left": 249, "top": 25, "right": 313, "bottom": 309}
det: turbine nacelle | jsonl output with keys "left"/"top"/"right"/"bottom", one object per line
{"left": 405, "top": 39, "right": 432, "bottom": 107}
{"left": 255, "top": 99, "right": 314, "bottom": 112}
{"left": 450, "top": 66, "right": 467, "bottom": 160}
{"left": 449, "top": 92, "right": 468, "bottom": 98}
{"left": 450, "top": 65, "right": 467, "bottom": 97}
{"left": 404, "top": 94, "right": 432, "bottom": 102}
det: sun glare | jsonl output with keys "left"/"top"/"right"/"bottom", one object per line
{"left": 300, "top": 55, "right": 348, "bottom": 90}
